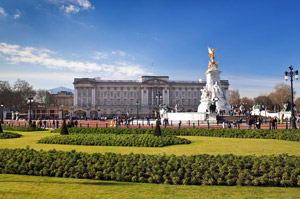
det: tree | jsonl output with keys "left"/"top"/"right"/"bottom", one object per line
{"left": 240, "top": 97, "right": 254, "bottom": 110}
{"left": 60, "top": 120, "right": 69, "bottom": 135}
{"left": 268, "top": 83, "right": 293, "bottom": 110}
{"left": 254, "top": 95, "right": 273, "bottom": 110}
{"left": 229, "top": 89, "right": 240, "bottom": 108}
{"left": 12, "top": 79, "right": 36, "bottom": 111}
{"left": 0, "top": 81, "right": 14, "bottom": 109}
{"left": 35, "top": 89, "right": 47, "bottom": 105}
{"left": 295, "top": 97, "right": 300, "bottom": 111}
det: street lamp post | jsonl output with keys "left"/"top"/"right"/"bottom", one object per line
{"left": 0, "top": 104, "right": 3, "bottom": 124}
{"left": 156, "top": 91, "right": 162, "bottom": 119}
{"left": 27, "top": 97, "right": 33, "bottom": 125}
{"left": 284, "top": 66, "right": 299, "bottom": 129}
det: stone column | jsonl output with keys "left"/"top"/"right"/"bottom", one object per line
{"left": 74, "top": 87, "right": 78, "bottom": 106}
{"left": 145, "top": 88, "right": 149, "bottom": 105}
{"left": 92, "top": 87, "right": 96, "bottom": 107}
{"left": 141, "top": 88, "right": 144, "bottom": 105}
{"left": 86, "top": 106, "right": 91, "bottom": 119}
{"left": 152, "top": 88, "right": 154, "bottom": 105}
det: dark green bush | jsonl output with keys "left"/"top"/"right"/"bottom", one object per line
{"left": 51, "top": 127, "right": 300, "bottom": 142}
{"left": 2, "top": 125, "right": 47, "bottom": 132}
{"left": 1, "top": 148, "right": 300, "bottom": 187}
{"left": 0, "top": 132, "right": 22, "bottom": 139}
{"left": 38, "top": 134, "right": 191, "bottom": 147}
{"left": 60, "top": 120, "right": 69, "bottom": 135}
{"left": 154, "top": 120, "right": 161, "bottom": 137}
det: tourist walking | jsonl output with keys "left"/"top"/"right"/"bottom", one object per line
{"left": 247, "top": 117, "right": 252, "bottom": 129}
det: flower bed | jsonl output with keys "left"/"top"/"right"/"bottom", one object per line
{"left": 2, "top": 125, "right": 47, "bottom": 132}
{"left": 51, "top": 127, "right": 300, "bottom": 142}
{"left": 0, "top": 132, "right": 22, "bottom": 139}
{"left": 38, "top": 134, "right": 191, "bottom": 147}
{"left": 1, "top": 148, "right": 300, "bottom": 187}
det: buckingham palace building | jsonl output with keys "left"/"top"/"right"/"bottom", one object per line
{"left": 72, "top": 76, "right": 229, "bottom": 118}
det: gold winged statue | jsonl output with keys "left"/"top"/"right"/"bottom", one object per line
{"left": 208, "top": 47, "right": 218, "bottom": 69}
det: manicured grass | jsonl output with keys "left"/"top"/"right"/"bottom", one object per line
{"left": 1, "top": 130, "right": 300, "bottom": 156}
{"left": 0, "top": 174, "right": 300, "bottom": 199}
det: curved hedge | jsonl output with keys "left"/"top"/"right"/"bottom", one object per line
{"left": 0, "top": 132, "right": 22, "bottom": 139}
{"left": 1, "top": 148, "right": 300, "bottom": 187}
{"left": 2, "top": 125, "right": 47, "bottom": 132}
{"left": 38, "top": 134, "right": 191, "bottom": 147}
{"left": 52, "top": 127, "right": 300, "bottom": 142}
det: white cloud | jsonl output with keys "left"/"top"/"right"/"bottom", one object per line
{"left": 93, "top": 51, "right": 109, "bottom": 60}
{"left": 0, "top": 42, "right": 149, "bottom": 79}
{"left": 49, "top": 0, "right": 93, "bottom": 14}
{"left": 63, "top": 5, "right": 80, "bottom": 14}
{"left": 93, "top": 51, "right": 127, "bottom": 60}
{"left": 0, "top": 7, "right": 7, "bottom": 16}
{"left": 13, "top": 9, "right": 21, "bottom": 19}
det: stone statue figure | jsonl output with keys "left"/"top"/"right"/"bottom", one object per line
{"left": 159, "top": 104, "right": 169, "bottom": 119}
{"left": 213, "top": 81, "right": 224, "bottom": 98}
{"left": 283, "top": 100, "right": 291, "bottom": 112}
{"left": 201, "top": 86, "right": 209, "bottom": 100}
{"left": 175, "top": 104, "right": 178, "bottom": 112}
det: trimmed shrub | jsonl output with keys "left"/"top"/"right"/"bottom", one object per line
{"left": 51, "top": 127, "right": 300, "bottom": 142}
{"left": 38, "top": 134, "right": 191, "bottom": 147}
{"left": 1, "top": 148, "right": 300, "bottom": 187}
{"left": 60, "top": 120, "right": 69, "bottom": 135}
{"left": 154, "top": 119, "right": 161, "bottom": 137}
{"left": 0, "top": 132, "right": 22, "bottom": 139}
{"left": 2, "top": 125, "right": 46, "bottom": 132}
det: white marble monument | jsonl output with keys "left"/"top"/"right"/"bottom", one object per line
{"left": 161, "top": 47, "right": 230, "bottom": 123}
{"left": 197, "top": 47, "right": 230, "bottom": 114}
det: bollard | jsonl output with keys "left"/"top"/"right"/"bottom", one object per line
{"left": 198, "top": 120, "right": 199, "bottom": 126}
{"left": 179, "top": 123, "right": 181, "bottom": 129}
{"left": 188, "top": 120, "right": 190, "bottom": 126}
{"left": 193, "top": 123, "right": 195, "bottom": 128}
{"left": 286, "top": 119, "right": 288, "bottom": 129}
{"left": 171, "top": 120, "right": 173, "bottom": 126}
{"left": 96, "top": 123, "right": 98, "bottom": 129}
{"left": 269, "top": 121, "right": 271, "bottom": 130}
{"left": 106, "top": 123, "right": 108, "bottom": 128}
{"left": 207, "top": 120, "right": 210, "bottom": 129}
{"left": 142, "top": 119, "right": 144, "bottom": 126}
{"left": 139, "top": 124, "right": 141, "bottom": 128}
{"left": 151, "top": 123, "right": 153, "bottom": 129}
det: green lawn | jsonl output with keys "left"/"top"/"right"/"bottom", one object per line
{"left": 1, "top": 174, "right": 300, "bottom": 199}
{"left": 2, "top": 130, "right": 300, "bottom": 199}
{"left": 1, "top": 130, "right": 300, "bottom": 156}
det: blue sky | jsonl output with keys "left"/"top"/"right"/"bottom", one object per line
{"left": 0, "top": 0, "right": 300, "bottom": 98}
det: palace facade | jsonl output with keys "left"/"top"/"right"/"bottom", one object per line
{"left": 73, "top": 76, "right": 229, "bottom": 118}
